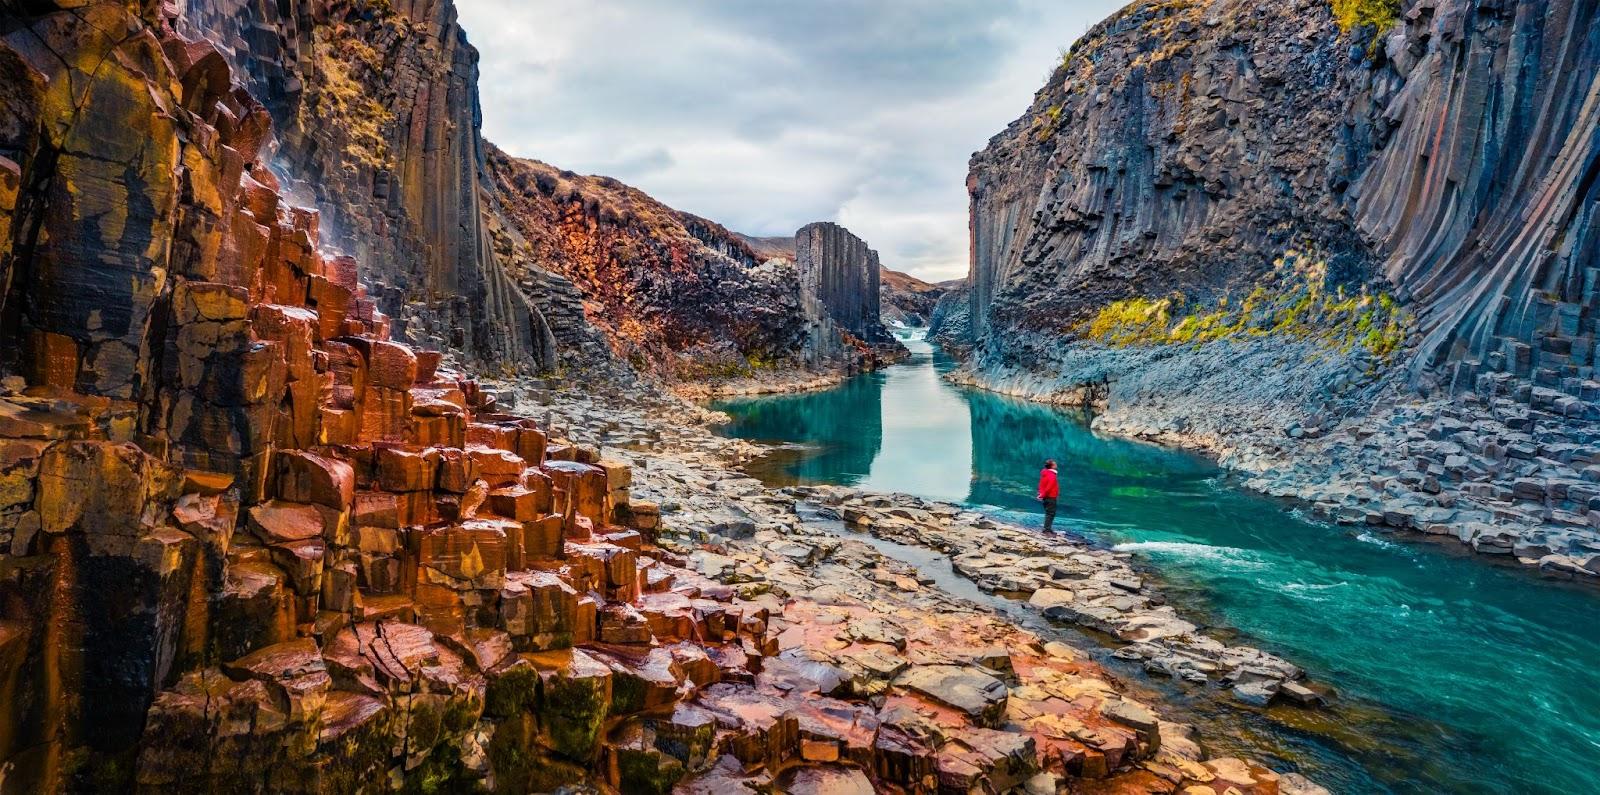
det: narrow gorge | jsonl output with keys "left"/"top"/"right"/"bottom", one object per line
{"left": 0, "top": 0, "right": 1595, "bottom": 793}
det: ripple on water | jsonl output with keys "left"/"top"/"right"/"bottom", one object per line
{"left": 714, "top": 340, "right": 1600, "bottom": 795}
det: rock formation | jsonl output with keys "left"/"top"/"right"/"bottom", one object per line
{"left": 879, "top": 269, "right": 947, "bottom": 328}
{"left": 963, "top": 0, "right": 1600, "bottom": 391}
{"left": 2, "top": 3, "right": 1281, "bottom": 791}
{"left": 952, "top": 0, "right": 1600, "bottom": 577}
{"left": 795, "top": 222, "right": 894, "bottom": 345}
{"left": 0, "top": 4, "right": 899, "bottom": 790}
{"left": 484, "top": 151, "right": 819, "bottom": 380}
{"left": 166, "top": 0, "right": 878, "bottom": 387}
{"left": 174, "top": 0, "right": 564, "bottom": 373}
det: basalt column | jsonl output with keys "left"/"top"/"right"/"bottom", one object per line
{"left": 795, "top": 222, "right": 889, "bottom": 343}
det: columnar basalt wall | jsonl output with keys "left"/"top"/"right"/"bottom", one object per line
{"left": 795, "top": 221, "right": 891, "bottom": 343}
{"left": 0, "top": 5, "right": 797, "bottom": 790}
{"left": 1353, "top": 0, "right": 1600, "bottom": 390}
{"left": 965, "top": 0, "right": 1382, "bottom": 355}
{"left": 964, "top": 0, "right": 1600, "bottom": 397}
{"left": 175, "top": 0, "right": 560, "bottom": 374}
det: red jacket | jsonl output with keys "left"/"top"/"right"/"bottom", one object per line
{"left": 1037, "top": 468, "right": 1059, "bottom": 500}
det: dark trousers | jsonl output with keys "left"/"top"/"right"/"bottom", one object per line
{"left": 1041, "top": 498, "right": 1058, "bottom": 532}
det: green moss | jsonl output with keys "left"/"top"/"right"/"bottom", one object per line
{"left": 616, "top": 748, "right": 686, "bottom": 795}
{"left": 486, "top": 664, "right": 541, "bottom": 718}
{"left": 539, "top": 669, "right": 611, "bottom": 761}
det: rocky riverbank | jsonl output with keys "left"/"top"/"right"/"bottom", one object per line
{"left": 942, "top": 333, "right": 1600, "bottom": 586}
{"left": 534, "top": 383, "right": 1331, "bottom": 792}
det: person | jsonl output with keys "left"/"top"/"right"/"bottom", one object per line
{"left": 1037, "top": 459, "right": 1059, "bottom": 532}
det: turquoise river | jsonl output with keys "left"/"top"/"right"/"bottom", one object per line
{"left": 711, "top": 332, "right": 1600, "bottom": 795}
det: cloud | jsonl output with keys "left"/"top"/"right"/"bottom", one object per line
{"left": 458, "top": 0, "right": 1121, "bottom": 282}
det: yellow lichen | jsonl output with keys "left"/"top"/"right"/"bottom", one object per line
{"left": 1074, "top": 250, "right": 1410, "bottom": 360}
{"left": 1330, "top": 0, "right": 1400, "bottom": 33}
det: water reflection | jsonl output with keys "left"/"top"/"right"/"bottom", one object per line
{"left": 713, "top": 331, "right": 1600, "bottom": 795}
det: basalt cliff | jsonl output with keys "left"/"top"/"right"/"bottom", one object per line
{"left": 171, "top": 0, "right": 891, "bottom": 388}
{"left": 949, "top": 0, "right": 1600, "bottom": 578}
{"left": 0, "top": 1, "right": 1314, "bottom": 793}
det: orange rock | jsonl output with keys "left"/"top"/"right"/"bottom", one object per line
{"left": 542, "top": 461, "right": 608, "bottom": 528}
{"left": 413, "top": 519, "right": 513, "bottom": 590}
{"left": 521, "top": 514, "right": 564, "bottom": 560}
{"left": 352, "top": 491, "right": 399, "bottom": 530}
{"left": 376, "top": 447, "right": 436, "bottom": 492}
{"left": 247, "top": 500, "right": 327, "bottom": 543}
{"left": 29, "top": 330, "right": 78, "bottom": 389}
{"left": 487, "top": 484, "right": 542, "bottom": 521}
{"left": 269, "top": 537, "right": 326, "bottom": 596}
{"left": 467, "top": 447, "right": 525, "bottom": 488}
{"left": 434, "top": 447, "right": 480, "bottom": 493}
{"left": 275, "top": 450, "right": 354, "bottom": 509}
{"left": 501, "top": 570, "right": 580, "bottom": 650}
{"left": 307, "top": 276, "right": 351, "bottom": 339}
{"left": 466, "top": 422, "right": 517, "bottom": 451}
{"left": 358, "top": 386, "right": 412, "bottom": 444}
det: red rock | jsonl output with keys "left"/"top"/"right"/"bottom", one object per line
{"left": 352, "top": 491, "right": 399, "bottom": 529}
{"left": 500, "top": 570, "right": 580, "bottom": 650}
{"left": 221, "top": 637, "right": 331, "bottom": 723}
{"left": 590, "top": 646, "right": 687, "bottom": 714}
{"left": 413, "top": 519, "right": 513, "bottom": 589}
{"left": 522, "top": 514, "right": 564, "bottom": 560}
{"left": 376, "top": 446, "right": 436, "bottom": 492}
{"left": 466, "top": 422, "right": 517, "bottom": 451}
{"left": 697, "top": 684, "right": 801, "bottom": 769}
{"left": 468, "top": 447, "right": 525, "bottom": 488}
{"left": 274, "top": 450, "right": 354, "bottom": 508}
{"left": 247, "top": 500, "right": 327, "bottom": 543}
{"left": 350, "top": 338, "right": 418, "bottom": 390}
{"left": 269, "top": 537, "right": 326, "bottom": 596}
{"left": 487, "top": 484, "right": 542, "bottom": 521}
{"left": 415, "top": 350, "right": 442, "bottom": 383}
{"left": 515, "top": 426, "right": 548, "bottom": 465}
{"left": 435, "top": 447, "right": 480, "bottom": 493}
{"left": 542, "top": 460, "right": 608, "bottom": 527}
{"left": 307, "top": 276, "right": 351, "bottom": 339}
{"left": 358, "top": 386, "right": 411, "bottom": 444}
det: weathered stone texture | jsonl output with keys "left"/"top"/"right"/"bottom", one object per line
{"left": 795, "top": 222, "right": 891, "bottom": 344}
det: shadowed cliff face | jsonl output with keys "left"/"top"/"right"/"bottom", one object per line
{"left": 968, "top": 0, "right": 1384, "bottom": 349}
{"left": 795, "top": 222, "right": 891, "bottom": 343}
{"left": 966, "top": 0, "right": 1600, "bottom": 395}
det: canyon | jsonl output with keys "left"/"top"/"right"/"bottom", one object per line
{"left": 1, "top": 0, "right": 1596, "bottom": 791}
{"left": 941, "top": 0, "right": 1600, "bottom": 582}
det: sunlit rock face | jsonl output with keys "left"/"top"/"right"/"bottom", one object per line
{"left": 175, "top": 0, "right": 562, "bottom": 374}
{"left": 963, "top": 0, "right": 1600, "bottom": 395}
{"left": 165, "top": 0, "right": 877, "bottom": 383}
{"left": 0, "top": 4, "right": 791, "bottom": 789}
{"left": 484, "top": 150, "right": 825, "bottom": 379}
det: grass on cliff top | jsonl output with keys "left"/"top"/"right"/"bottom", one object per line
{"left": 1331, "top": 0, "right": 1400, "bottom": 33}
{"left": 1076, "top": 251, "right": 1409, "bottom": 360}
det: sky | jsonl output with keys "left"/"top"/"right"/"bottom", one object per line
{"left": 457, "top": 0, "right": 1125, "bottom": 282}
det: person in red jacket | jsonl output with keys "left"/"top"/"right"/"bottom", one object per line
{"left": 1037, "top": 459, "right": 1060, "bottom": 532}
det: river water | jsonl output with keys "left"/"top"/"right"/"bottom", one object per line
{"left": 711, "top": 332, "right": 1600, "bottom": 794}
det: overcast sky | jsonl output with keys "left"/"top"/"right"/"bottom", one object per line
{"left": 458, "top": 0, "right": 1124, "bottom": 282}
